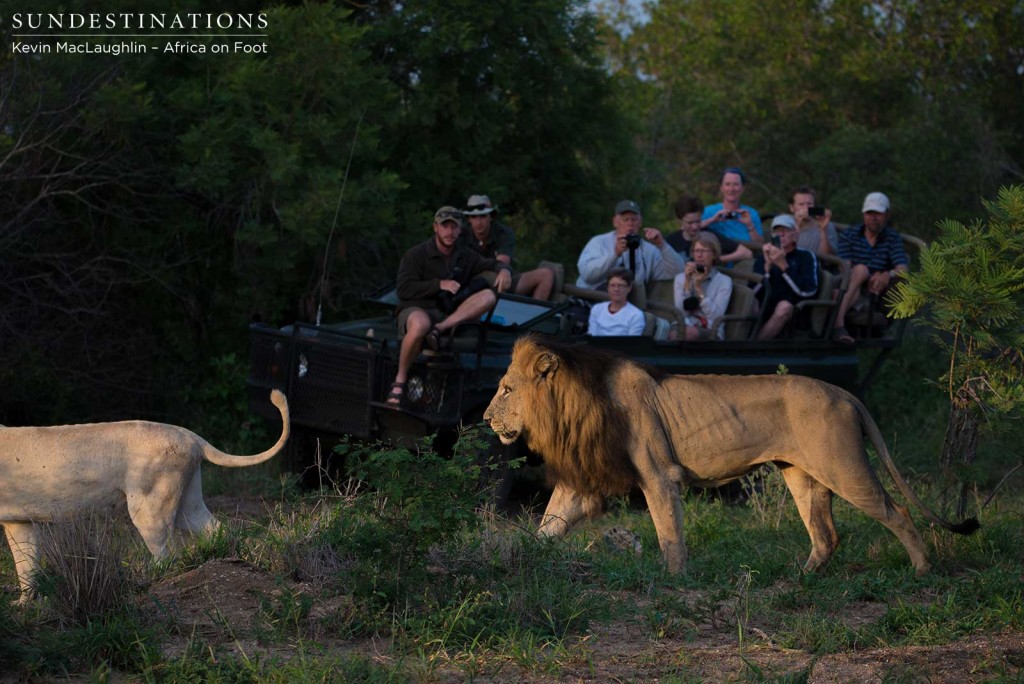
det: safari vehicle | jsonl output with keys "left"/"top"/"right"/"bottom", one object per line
{"left": 246, "top": 230, "right": 925, "bottom": 474}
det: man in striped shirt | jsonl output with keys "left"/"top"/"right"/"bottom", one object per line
{"left": 832, "top": 192, "right": 908, "bottom": 344}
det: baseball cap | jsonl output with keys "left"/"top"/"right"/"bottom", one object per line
{"left": 770, "top": 214, "right": 797, "bottom": 231}
{"left": 464, "top": 194, "right": 494, "bottom": 216}
{"left": 434, "top": 206, "right": 463, "bottom": 224}
{"left": 615, "top": 199, "right": 641, "bottom": 215}
{"left": 862, "top": 192, "right": 890, "bottom": 214}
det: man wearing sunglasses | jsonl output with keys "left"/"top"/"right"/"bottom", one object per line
{"left": 461, "top": 194, "right": 555, "bottom": 301}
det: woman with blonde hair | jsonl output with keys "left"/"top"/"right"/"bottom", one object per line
{"left": 672, "top": 232, "right": 733, "bottom": 340}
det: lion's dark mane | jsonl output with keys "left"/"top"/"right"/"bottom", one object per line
{"left": 516, "top": 337, "right": 639, "bottom": 497}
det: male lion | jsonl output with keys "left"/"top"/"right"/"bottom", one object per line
{"left": 0, "top": 389, "right": 289, "bottom": 602}
{"left": 484, "top": 337, "right": 978, "bottom": 576}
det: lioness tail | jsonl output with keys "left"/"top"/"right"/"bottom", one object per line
{"left": 202, "top": 389, "right": 290, "bottom": 467}
{"left": 855, "top": 396, "right": 979, "bottom": 535}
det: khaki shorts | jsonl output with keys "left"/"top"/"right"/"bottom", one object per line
{"left": 397, "top": 306, "right": 445, "bottom": 335}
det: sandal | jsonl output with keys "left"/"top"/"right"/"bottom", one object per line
{"left": 386, "top": 381, "right": 405, "bottom": 406}
{"left": 832, "top": 325, "right": 855, "bottom": 345}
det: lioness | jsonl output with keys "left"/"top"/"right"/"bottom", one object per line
{"left": 0, "top": 389, "right": 289, "bottom": 602}
{"left": 484, "top": 337, "right": 978, "bottom": 575}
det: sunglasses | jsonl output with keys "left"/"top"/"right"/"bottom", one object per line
{"left": 467, "top": 204, "right": 490, "bottom": 212}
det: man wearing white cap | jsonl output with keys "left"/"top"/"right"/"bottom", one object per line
{"left": 461, "top": 194, "right": 555, "bottom": 300}
{"left": 752, "top": 214, "right": 819, "bottom": 340}
{"left": 831, "top": 192, "right": 909, "bottom": 344}
{"left": 576, "top": 199, "right": 684, "bottom": 290}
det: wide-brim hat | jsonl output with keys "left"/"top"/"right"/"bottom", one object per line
{"left": 464, "top": 194, "right": 494, "bottom": 216}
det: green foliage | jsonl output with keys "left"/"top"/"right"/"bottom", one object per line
{"left": 341, "top": 432, "right": 486, "bottom": 550}
{"left": 599, "top": 0, "right": 1022, "bottom": 232}
{"left": 889, "top": 186, "right": 1024, "bottom": 461}
{"left": 1, "top": 0, "right": 634, "bottom": 430}
{"left": 180, "top": 353, "right": 271, "bottom": 456}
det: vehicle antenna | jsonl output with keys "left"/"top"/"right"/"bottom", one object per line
{"left": 316, "top": 108, "right": 366, "bottom": 327}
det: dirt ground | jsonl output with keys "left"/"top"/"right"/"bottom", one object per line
{"left": 133, "top": 496, "right": 1024, "bottom": 682}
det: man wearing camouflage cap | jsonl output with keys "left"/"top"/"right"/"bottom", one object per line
{"left": 388, "top": 206, "right": 512, "bottom": 406}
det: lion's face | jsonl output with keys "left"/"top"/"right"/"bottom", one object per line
{"left": 484, "top": 372, "right": 524, "bottom": 445}
{"left": 484, "top": 341, "right": 560, "bottom": 445}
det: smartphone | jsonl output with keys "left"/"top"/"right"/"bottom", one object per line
{"left": 808, "top": 206, "right": 826, "bottom": 218}
{"left": 770, "top": 235, "right": 781, "bottom": 248}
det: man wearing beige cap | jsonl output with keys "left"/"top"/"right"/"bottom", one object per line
{"left": 388, "top": 206, "right": 511, "bottom": 406}
{"left": 832, "top": 191, "right": 909, "bottom": 344}
{"left": 461, "top": 194, "right": 554, "bottom": 300}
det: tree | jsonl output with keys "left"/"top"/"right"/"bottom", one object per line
{"left": 597, "top": 0, "right": 1024, "bottom": 233}
{"left": 889, "top": 185, "right": 1024, "bottom": 512}
{"left": 1, "top": 0, "right": 633, "bottom": 432}
{"left": 351, "top": 0, "right": 636, "bottom": 267}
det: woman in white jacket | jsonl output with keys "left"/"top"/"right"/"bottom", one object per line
{"left": 672, "top": 232, "right": 732, "bottom": 340}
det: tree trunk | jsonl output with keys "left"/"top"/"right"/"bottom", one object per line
{"left": 941, "top": 401, "right": 980, "bottom": 518}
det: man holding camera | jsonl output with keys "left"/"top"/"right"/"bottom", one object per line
{"left": 789, "top": 186, "right": 838, "bottom": 257}
{"left": 388, "top": 206, "right": 511, "bottom": 406}
{"left": 460, "top": 194, "right": 555, "bottom": 300}
{"left": 701, "top": 167, "right": 764, "bottom": 246}
{"left": 576, "top": 199, "right": 684, "bottom": 290}
{"left": 752, "top": 214, "right": 819, "bottom": 340}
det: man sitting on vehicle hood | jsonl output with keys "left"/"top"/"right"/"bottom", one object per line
{"left": 388, "top": 206, "right": 511, "bottom": 406}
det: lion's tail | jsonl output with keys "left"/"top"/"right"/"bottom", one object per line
{"left": 853, "top": 396, "right": 979, "bottom": 535}
{"left": 202, "top": 390, "right": 290, "bottom": 467}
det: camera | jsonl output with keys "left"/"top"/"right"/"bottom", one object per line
{"left": 724, "top": 211, "right": 739, "bottom": 219}
{"left": 808, "top": 206, "right": 826, "bottom": 218}
{"left": 682, "top": 295, "right": 701, "bottom": 313}
{"left": 770, "top": 235, "right": 781, "bottom": 248}
{"left": 695, "top": 264, "right": 706, "bottom": 273}
{"left": 624, "top": 233, "right": 641, "bottom": 250}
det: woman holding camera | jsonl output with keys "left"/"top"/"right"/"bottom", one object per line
{"left": 671, "top": 232, "right": 732, "bottom": 341}
{"left": 701, "top": 167, "right": 764, "bottom": 246}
